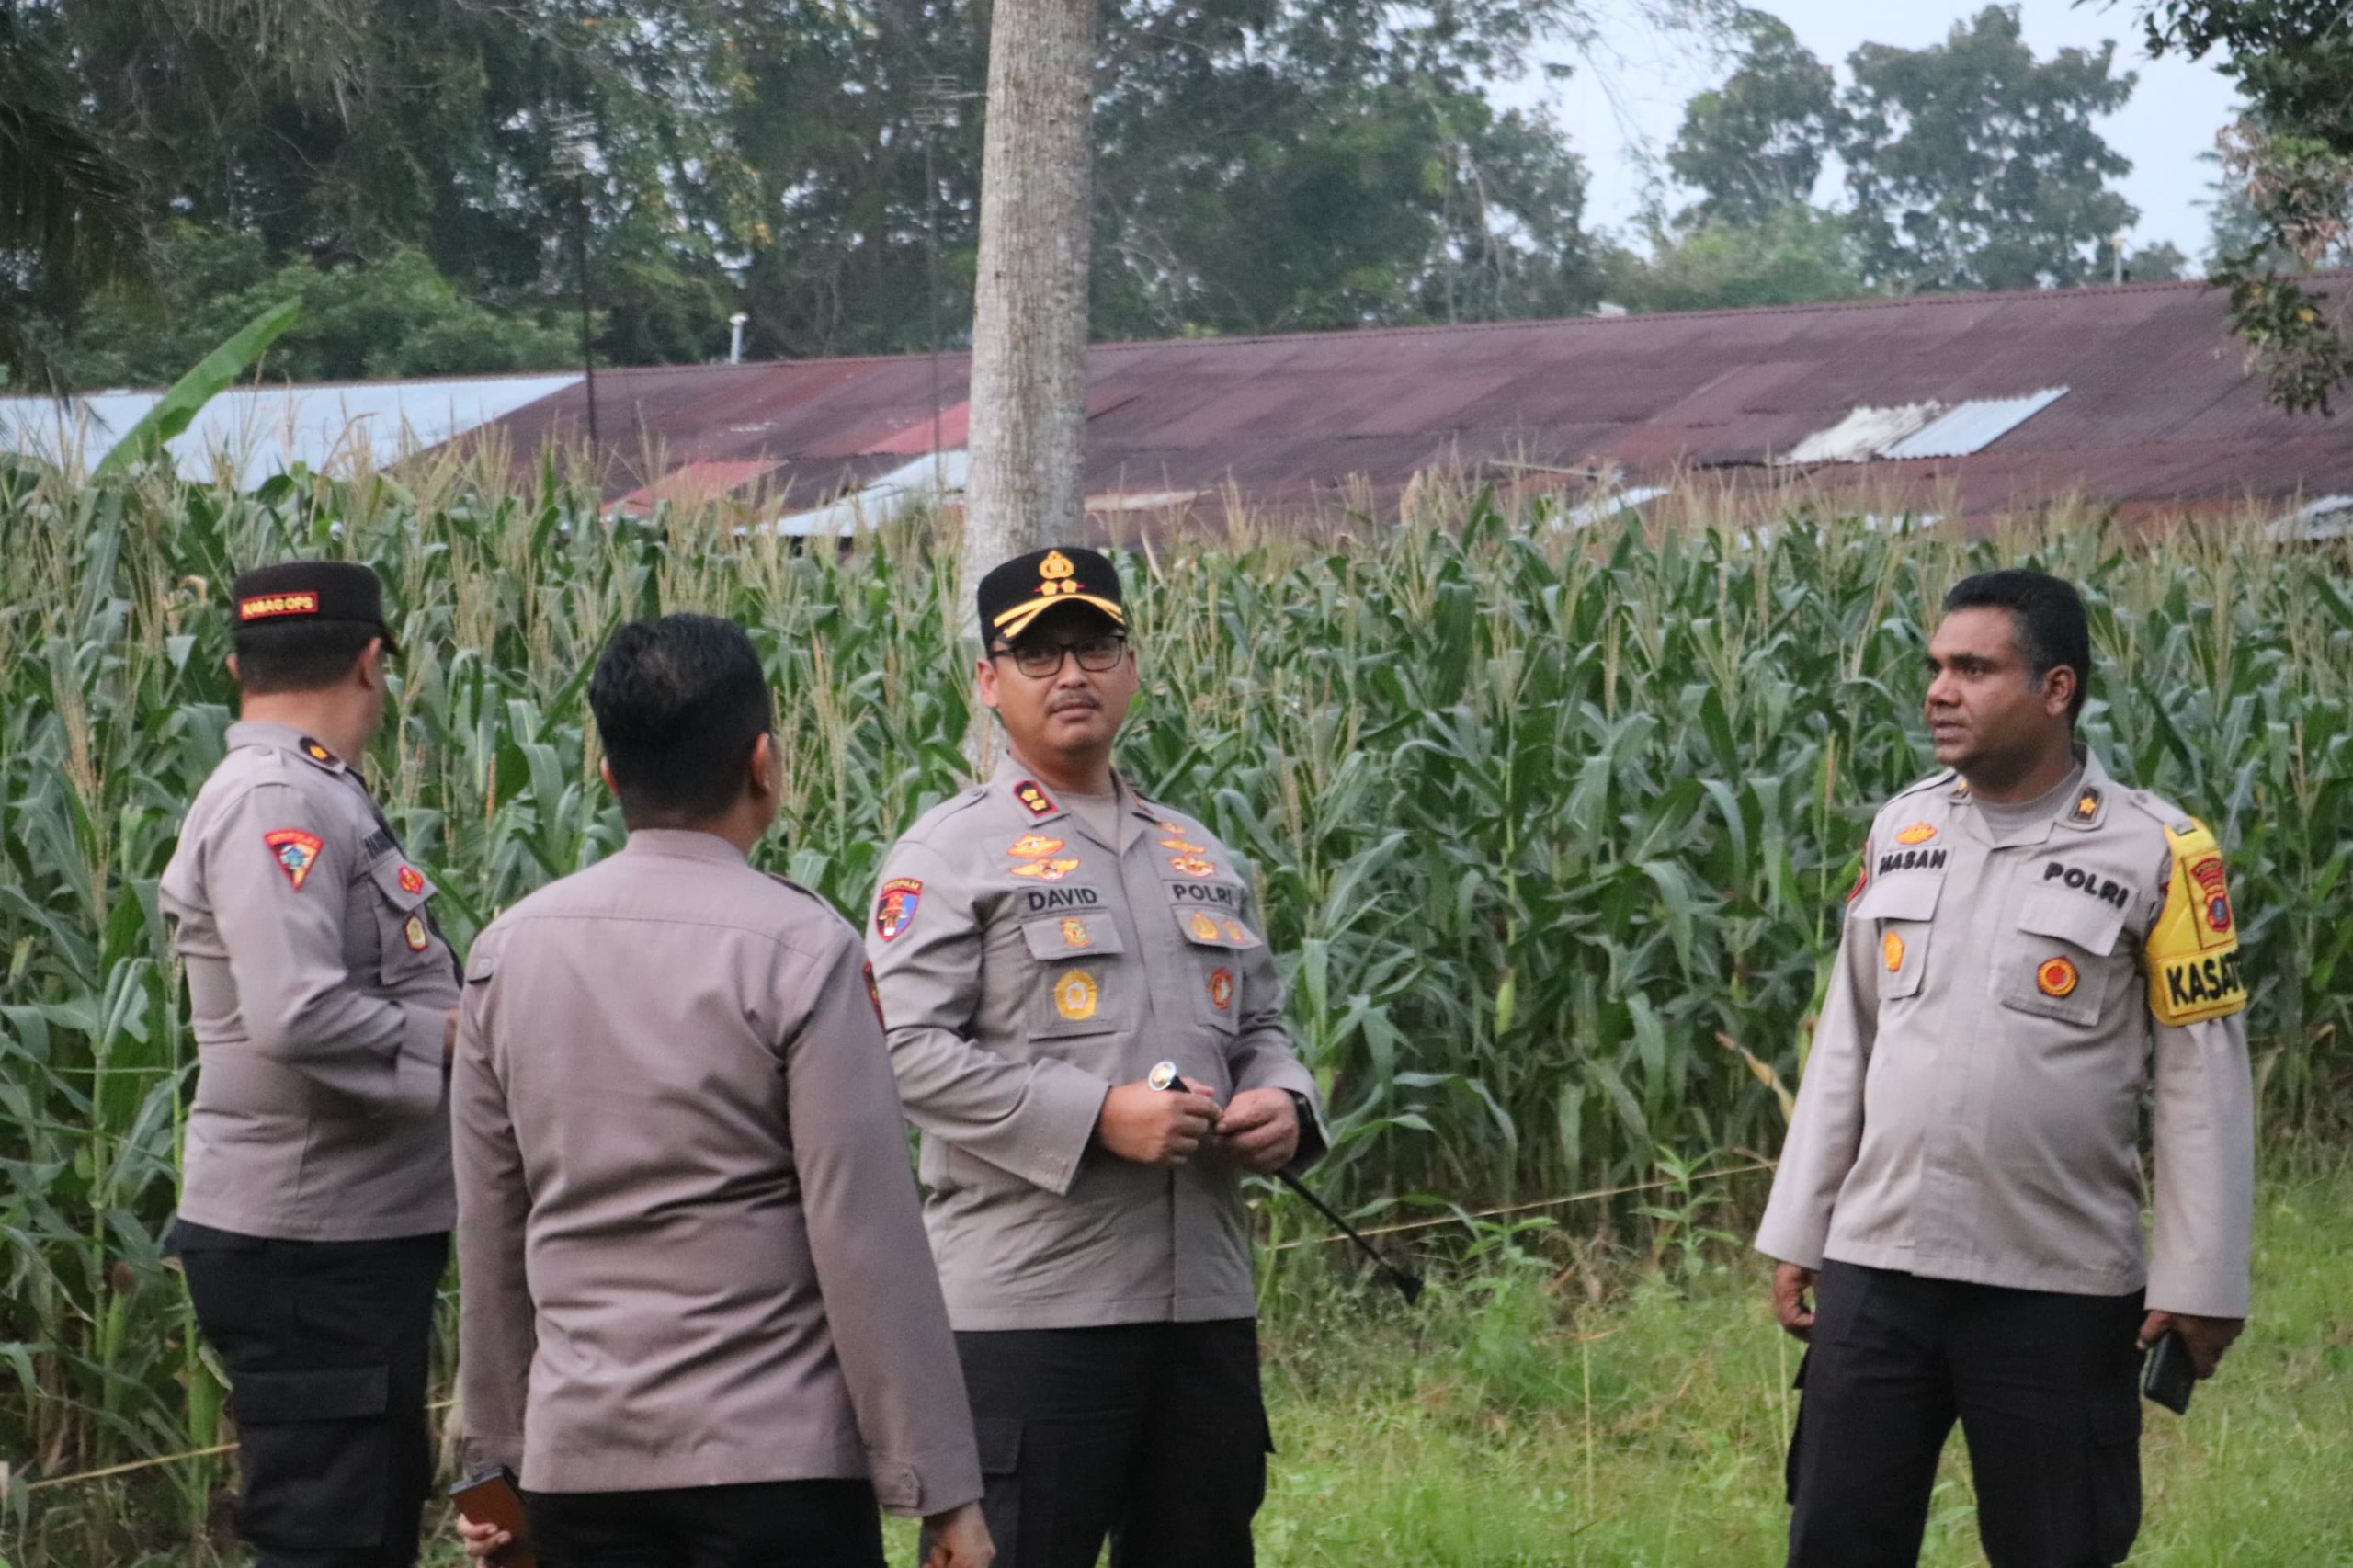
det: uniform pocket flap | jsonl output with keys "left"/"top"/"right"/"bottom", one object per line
{"left": 368, "top": 857, "right": 432, "bottom": 910}
{"left": 973, "top": 1417, "right": 1023, "bottom": 1476}
{"left": 1168, "top": 902, "right": 1259, "bottom": 949}
{"left": 1020, "top": 913, "right": 1124, "bottom": 960}
{"left": 1853, "top": 874, "right": 1942, "bottom": 923}
{"left": 2017, "top": 889, "right": 2127, "bottom": 956}
{"left": 232, "top": 1364, "right": 388, "bottom": 1424}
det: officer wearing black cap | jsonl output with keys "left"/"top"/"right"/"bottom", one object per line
{"left": 159, "top": 562, "right": 460, "bottom": 1568}
{"left": 866, "top": 546, "right": 1329, "bottom": 1568}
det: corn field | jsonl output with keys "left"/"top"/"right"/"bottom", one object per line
{"left": 4, "top": 455, "right": 2351, "bottom": 1559}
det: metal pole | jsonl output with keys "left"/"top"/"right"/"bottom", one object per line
{"left": 575, "top": 170, "right": 598, "bottom": 451}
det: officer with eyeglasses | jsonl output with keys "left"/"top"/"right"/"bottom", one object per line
{"left": 866, "top": 545, "right": 1328, "bottom": 1568}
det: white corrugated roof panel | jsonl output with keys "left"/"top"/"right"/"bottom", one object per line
{"left": 0, "top": 374, "right": 581, "bottom": 488}
{"left": 1881, "top": 388, "right": 2069, "bottom": 460}
{"left": 1776, "top": 403, "right": 1943, "bottom": 466}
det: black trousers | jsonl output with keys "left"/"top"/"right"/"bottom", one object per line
{"left": 1786, "top": 1260, "right": 2145, "bottom": 1568}
{"left": 524, "top": 1479, "right": 886, "bottom": 1568}
{"left": 172, "top": 1221, "right": 447, "bottom": 1568}
{"left": 931, "top": 1319, "right": 1269, "bottom": 1568}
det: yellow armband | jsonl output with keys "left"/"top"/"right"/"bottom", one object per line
{"left": 2145, "top": 818, "right": 2247, "bottom": 1027}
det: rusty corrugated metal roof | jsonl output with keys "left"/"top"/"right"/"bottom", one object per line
{"left": 471, "top": 278, "right": 2353, "bottom": 523}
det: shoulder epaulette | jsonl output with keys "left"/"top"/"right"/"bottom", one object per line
{"left": 292, "top": 735, "right": 346, "bottom": 774}
{"left": 2120, "top": 788, "right": 2200, "bottom": 837}
{"left": 1888, "top": 768, "right": 1959, "bottom": 804}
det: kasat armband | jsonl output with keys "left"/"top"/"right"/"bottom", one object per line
{"left": 2144, "top": 819, "right": 2247, "bottom": 1027}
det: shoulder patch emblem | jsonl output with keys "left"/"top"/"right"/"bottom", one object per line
{"left": 1208, "top": 967, "right": 1235, "bottom": 1012}
{"left": 396, "top": 864, "right": 426, "bottom": 896}
{"left": 2036, "top": 956, "right": 2079, "bottom": 998}
{"left": 1894, "top": 823, "right": 1938, "bottom": 846}
{"left": 297, "top": 736, "right": 337, "bottom": 767}
{"left": 1014, "top": 779, "right": 1057, "bottom": 818}
{"left": 2072, "top": 787, "right": 2102, "bottom": 824}
{"left": 1011, "top": 858, "right": 1082, "bottom": 881}
{"left": 1169, "top": 854, "right": 1216, "bottom": 877}
{"left": 874, "top": 877, "right": 924, "bottom": 941}
{"left": 1007, "top": 835, "right": 1065, "bottom": 858}
{"left": 2146, "top": 820, "right": 2246, "bottom": 1026}
{"left": 1053, "top": 970, "right": 1099, "bottom": 1021}
{"left": 264, "top": 829, "right": 324, "bottom": 891}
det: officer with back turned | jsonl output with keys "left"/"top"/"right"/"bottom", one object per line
{"left": 160, "top": 562, "right": 460, "bottom": 1568}
{"left": 1756, "top": 569, "right": 2256, "bottom": 1567}
{"left": 867, "top": 546, "right": 1329, "bottom": 1568}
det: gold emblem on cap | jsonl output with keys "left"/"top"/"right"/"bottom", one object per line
{"left": 1037, "top": 550, "right": 1082, "bottom": 597}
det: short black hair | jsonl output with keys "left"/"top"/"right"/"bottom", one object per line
{"left": 233, "top": 619, "right": 380, "bottom": 695}
{"left": 589, "top": 614, "right": 774, "bottom": 822}
{"left": 1942, "top": 569, "right": 2092, "bottom": 723}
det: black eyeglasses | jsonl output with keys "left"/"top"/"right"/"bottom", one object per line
{"left": 990, "top": 634, "right": 1129, "bottom": 679}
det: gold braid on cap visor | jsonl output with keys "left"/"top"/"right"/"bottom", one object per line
{"left": 991, "top": 593, "right": 1126, "bottom": 641}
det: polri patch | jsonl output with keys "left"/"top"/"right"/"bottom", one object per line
{"left": 2145, "top": 820, "right": 2247, "bottom": 1026}
{"left": 265, "top": 829, "right": 324, "bottom": 891}
{"left": 1014, "top": 779, "right": 1057, "bottom": 818}
{"left": 1053, "top": 970, "right": 1099, "bottom": 1021}
{"left": 1209, "top": 967, "right": 1235, "bottom": 1012}
{"left": 874, "top": 877, "right": 924, "bottom": 942}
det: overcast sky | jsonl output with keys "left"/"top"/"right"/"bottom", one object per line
{"left": 1500, "top": 1, "right": 2241, "bottom": 262}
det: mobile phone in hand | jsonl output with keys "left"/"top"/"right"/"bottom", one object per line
{"left": 449, "top": 1467, "right": 537, "bottom": 1568}
{"left": 2143, "top": 1331, "right": 2195, "bottom": 1415}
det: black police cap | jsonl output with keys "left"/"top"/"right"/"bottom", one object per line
{"left": 231, "top": 561, "right": 401, "bottom": 655}
{"left": 977, "top": 547, "right": 1125, "bottom": 644}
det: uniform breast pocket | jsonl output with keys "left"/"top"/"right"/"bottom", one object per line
{"left": 1020, "top": 913, "right": 1128, "bottom": 1041}
{"left": 1169, "top": 900, "right": 1256, "bottom": 1033}
{"left": 2001, "top": 888, "right": 2128, "bottom": 1028}
{"left": 1853, "top": 875, "right": 1943, "bottom": 1002}
{"left": 366, "top": 857, "right": 440, "bottom": 984}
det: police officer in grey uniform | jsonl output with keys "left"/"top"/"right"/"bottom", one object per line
{"left": 160, "top": 562, "right": 460, "bottom": 1568}
{"left": 866, "top": 547, "right": 1329, "bottom": 1568}
{"left": 1757, "top": 569, "right": 2256, "bottom": 1568}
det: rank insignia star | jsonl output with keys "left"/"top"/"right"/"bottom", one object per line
{"left": 1014, "top": 780, "right": 1057, "bottom": 818}
{"left": 264, "top": 829, "right": 324, "bottom": 891}
{"left": 301, "top": 738, "right": 335, "bottom": 765}
{"left": 1168, "top": 854, "right": 1216, "bottom": 876}
{"left": 1007, "top": 835, "right": 1066, "bottom": 858}
{"left": 2073, "top": 788, "right": 2102, "bottom": 823}
{"left": 1012, "top": 858, "right": 1083, "bottom": 881}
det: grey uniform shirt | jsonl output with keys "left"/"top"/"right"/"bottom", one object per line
{"left": 867, "top": 758, "right": 1330, "bottom": 1331}
{"left": 1756, "top": 747, "right": 2256, "bottom": 1318}
{"left": 453, "top": 831, "right": 983, "bottom": 1511}
{"left": 159, "top": 720, "right": 459, "bottom": 1241}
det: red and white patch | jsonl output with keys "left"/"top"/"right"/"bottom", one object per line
{"left": 264, "top": 829, "right": 324, "bottom": 891}
{"left": 874, "top": 878, "right": 924, "bottom": 942}
{"left": 2189, "top": 855, "right": 2234, "bottom": 934}
{"left": 1208, "top": 967, "right": 1234, "bottom": 1012}
{"left": 403, "top": 914, "right": 430, "bottom": 952}
{"left": 397, "top": 865, "right": 426, "bottom": 896}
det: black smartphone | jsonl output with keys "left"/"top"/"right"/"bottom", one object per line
{"left": 449, "top": 1467, "right": 537, "bottom": 1568}
{"left": 2143, "top": 1331, "right": 2195, "bottom": 1415}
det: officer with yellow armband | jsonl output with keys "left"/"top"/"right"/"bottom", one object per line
{"left": 1756, "top": 569, "right": 2256, "bottom": 1568}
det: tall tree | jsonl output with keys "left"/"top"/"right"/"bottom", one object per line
{"left": 2144, "top": 2, "right": 2353, "bottom": 412}
{"left": 1667, "top": 10, "right": 1840, "bottom": 225}
{"left": 961, "top": 0, "right": 1097, "bottom": 615}
{"left": 1841, "top": 6, "right": 2138, "bottom": 292}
